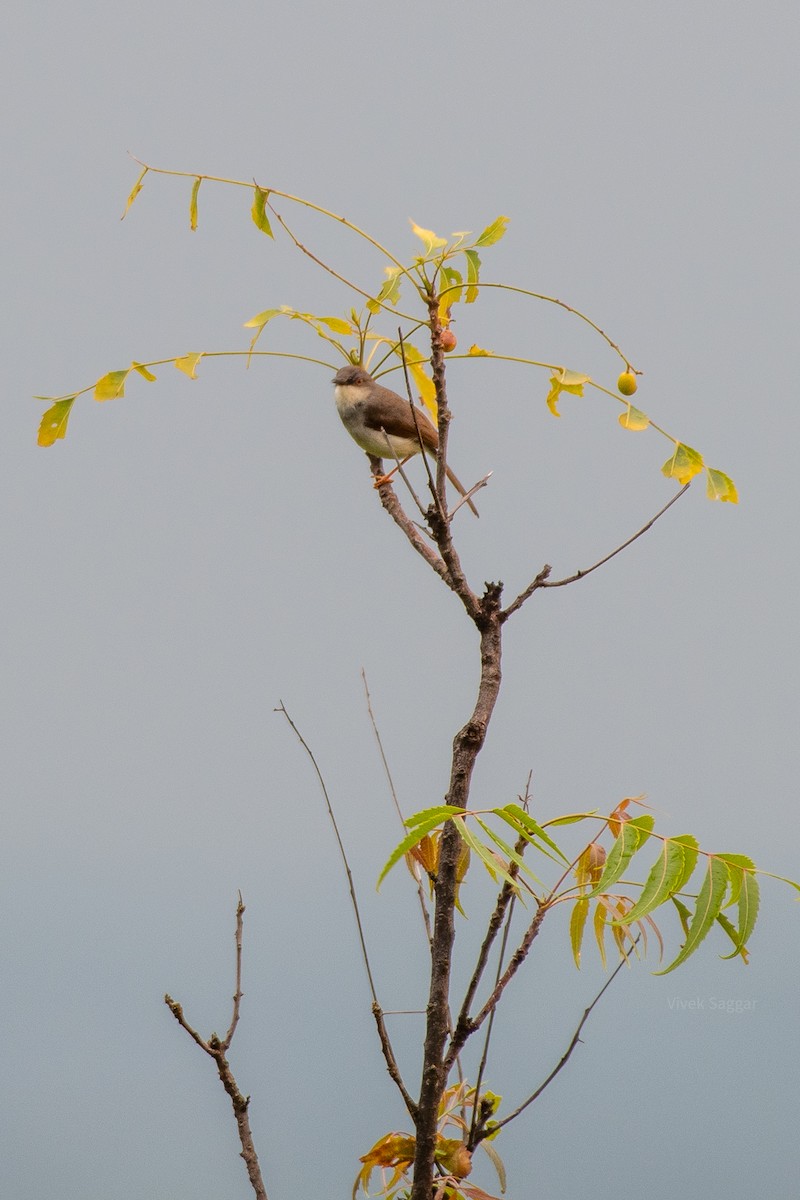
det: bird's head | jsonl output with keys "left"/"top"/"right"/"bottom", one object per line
{"left": 333, "top": 365, "right": 373, "bottom": 388}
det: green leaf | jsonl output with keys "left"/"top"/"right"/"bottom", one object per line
{"left": 618, "top": 835, "right": 697, "bottom": 923}
{"left": 404, "top": 805, "right": 464, "bottom": 828}
{"left": 94, "top": 370, "right": 130, "bottom": 401}
{"left": 474, "top": 817, "right": 542, "bottom": 886}
{"left": 38, "top": 397, "right": 76, "bottom": 447}
{"left": 588, "top": 815, "right": 655, "bottom": 898}
{"left": 494, "top": 804, "right": 570, "bottom": 865}
{"left": 175, "top": 353, "right": 203, "bottom": 379}
{"left": 251, "top": 185, "right": 274, "bottom": 237}
{"left": 656, "top": 856, "right": 730, "bottom": 974}
{"left": 545, "top": 810, "right": 598, "bottom": 827}
{"left": 570, "top": 897, "right": 590, "bottom": 967}
{"left": 132, "top": 361, "right": 157, "bottom": 382}
{"left": 463, "top": 248, "right": 481, "bottom": 302}
{"left": 706, "top": 467, "right": 738, "bottom": 503}
{"left": 455, "top": 819, "right": 518, "bottom": 890}
{"left": 717, "top": 855, "right": 759, "bottom": 959}
{"left": 670, "top": 834, "right": 700, "bottom": 891}
{"left": 474, "top": 215, "right": 509, "bottom": 247}
{"left": 377, "top": 809, "right": 460, "bottom": 889}
{"left": 189, "top": 177, "right": 201, "bottom": 231}
{"left": 661, "top": 441, "right": 704, "bottom": 485}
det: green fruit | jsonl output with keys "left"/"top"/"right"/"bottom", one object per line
{"left": 617, "top": 371, "right": 638, "bottom": 396}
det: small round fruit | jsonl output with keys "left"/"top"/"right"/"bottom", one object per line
{"left": 617, "top": 371, "right": 638, "bottom": 396}
{"left": 440, "top": 329, "right": 458, "bottom": 352}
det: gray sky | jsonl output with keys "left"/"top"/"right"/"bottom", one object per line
{"left": 3, "top": 2, "right": 799, "bottom": 1197}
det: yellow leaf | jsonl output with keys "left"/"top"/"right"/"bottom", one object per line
{"left": 317, "top": 315, "right": 354, "bottom": 335}
{"left": 468, "top": 344, "right": 492, "bottom": 356}
{"left": 175, "top": 353, "right": 203, "bottom": 379}
{"left": 474, "top": 215, "right": 509, "bottom": 247}
{"left": 94, "top": 370, "right": 129, "bottom": 401}
{"left": 132, "top": 361, "right": 157, "bottom": 382}
{"left": 618, "top": 404, "right": 650, "bottom": 431}
{"left": 367, "top": 266, "right": 403, "bottom": 314}
{"left": 545, "top": 368, "right": 590, "bottom": 417}
{"left": 243, "top": 308, "right": 281, "bottom": 330}
{"left": 38, "top": 397, "right": 76, "bottom": 446}
{"left": 189, "top": 177, "right": 201, "bottom": 231}
{"left": 409, "top": 363, "right": 437, "bottom": 421}
{"left": 410, "top": 220, "right": 448, "bottom": 255}
{"left": 661, "top": 441, "right": 704, "bottom": 485}
{"left": 705, "top": 467, "right": 738, "bottom": 503}
{"left": 251, "top": 185, "right": 273, "bottom": 237}
{"left": 121, "top": 166, "right": 147, "bottom": 219}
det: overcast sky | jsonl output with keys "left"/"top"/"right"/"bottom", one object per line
{"left": 3, "top": 2, "right": 799, "bottom": 1198}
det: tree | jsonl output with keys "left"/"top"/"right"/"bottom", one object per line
{"left": 37, "top": 160, "right": 790, "bottom": 1200}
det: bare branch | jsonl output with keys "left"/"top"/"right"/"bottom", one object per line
{"left": 165, "top": 900, "right": 269, "bottom": 1200}
{"left": 502, "top": 483, "right": 692, "bottom": 619}
{"left": 276, "top": 701, "right": 416, "bottom": 1115}
{"left": 275, "top": 701, "right": 379, "bottom": 1003}
{"left": 373, "top": 1002, "right": 419, "bottom": 1122}
{"left": 362, "top": 670, "right": 432, "bottom": 945}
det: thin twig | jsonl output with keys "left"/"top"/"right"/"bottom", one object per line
{"left": 478, "top": 941, "right": 638, "bottom": 1142}
{"left": 275, "top": 701, "right": 417, "bottom": 1118}
{"left": 164, "top": 897, "right": 269, "bottom": 1200}
{"left": 275, "top": 701, "right": 379, "bottom": 1003}
{"left": 361, "top": 670, "right": 432, "bottom": 945}
{"left": 502, "top": 483, "right": 691, "bottom": 619}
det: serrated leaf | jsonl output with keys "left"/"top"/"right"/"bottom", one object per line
{"left": 661, "top": 441, "right": 704, "bottom": 485}
{"left": 405, "top": 805, "right": 464, "bottom": 828}
{"left": 189, "top": 176, "right": 201, "bottom": 231}
{"left": 38, "top": 397, "right": 76, "bottom": 446}
{"left": 495, "top": 804, "right": 570, "bottom": 864}
{"left": 717, "top": 855, "right": 759, "bottom": 959}
{"left": 132, "top": 361, "right": 157, "bottom": 382}
{"left": 570, "top": 897, "right": 590, "bottom": 967}
{"left": 121, "top": 166, "right": 147, "bottom": 219}
{"left": 410, "top": 220, "right": 448, "bottom": 255}
{"left": 475, "top": 215, "right": 509, "bottom": 247}
{"left": 175, "top": 353, "right": 203, "bottom": 379}
{"left": 474, "top": 817, "right": 541, "bottom": 887}
{"left": 377, "top": 810, "right": 460, "bottom": 889}
{"left": 455, "top": 819, "right": 518, "bottom": 890}
{"left": 251, "top": 185, "right": 273, "bottom": 237}
{"left": 619, "top": 404, "right": 650, "bottom": 431}
{"left": 613, "top": 838, "right": 689, "bottom": 923}
{"left": 94, "top": 370, "right": 130, "bottom": 401}
{"left": 545, "top": 810, "right": 598, "bottom": 827}
{"left": 706, "top": 467, "right": 738, "bottom": 503}
{"left": 588, "top": 815, "right": 655, "bottom": 898}
{"left": 463, "top": 248, "right": 481, "bottom": 302}
{"left": 593, "top": 901, "right": 608, "bottom": 969}
{"left": 656, "top": 856, "right": 730, "bottom": 974}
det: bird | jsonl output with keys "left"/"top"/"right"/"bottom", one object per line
{"left": 332, "top": 365, "right": 479, "bottom": 516}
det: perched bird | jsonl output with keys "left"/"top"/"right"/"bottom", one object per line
{"left": 332, "top": 365, "right": 478, "bottom": 516}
